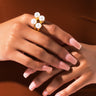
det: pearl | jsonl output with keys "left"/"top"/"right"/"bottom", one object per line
{"left": 34, "top": 12, "right": 40, "bottom": 18}
{"left": 39, "top": 15, "right": 45, "bottom": 22}
{"left": 35, "top": 23, "right": 42, "bottom": 29}
{"left": 31, "top": 18, "right": 37, "bottom": 24}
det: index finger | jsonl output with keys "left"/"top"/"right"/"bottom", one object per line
{"left": 43, "top": 24, "right": 82, "bottom": 50}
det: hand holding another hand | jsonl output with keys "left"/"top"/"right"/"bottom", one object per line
{"left": 24, "top": 43, "right": 96, "bottom": 96}
{"left": 0, "top": 13, "right": 81, "bottom": 73}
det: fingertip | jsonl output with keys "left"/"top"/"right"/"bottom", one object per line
{"left": 42, "top": 90, "right": 49, "bottom": 96}
{"left": 23, "top": 73, "right": 29, "bottom": 78}
{"left": 42, "top": 65, "right": 53, "bottom": 73}
{"left": 69, "top": 38, "right": 82, "bottom": 50}
{"left": 29, "top": 81, "right": 36, "bottom": 91}
{"left": 65, "top": 54, "right": 77, "bottom": 65}
{"left": 59, "top": 61, "right": 70, "bottom": 71}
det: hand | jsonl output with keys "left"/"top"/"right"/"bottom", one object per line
{"left": 0, "top": 13, "right": 81, "bottom": 72}
{"left": 24, "top": 43, "right": 96, "bottom": 96}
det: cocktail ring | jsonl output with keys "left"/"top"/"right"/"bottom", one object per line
{"left": 31, "top": 12, "right": 45, "bottom": 31}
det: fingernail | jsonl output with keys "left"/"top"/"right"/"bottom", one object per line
{"left": 42, "top": 65, "right": 53, "bottom": 73}
{"left": 55, "top": 93, "right": 62, "bottom": 96}
{"left": 69, "top": 38, "right": 82, "bottom": 50}
{"left": 23, "top": 73, "right": 29, "bottom": 78}
{"left": 43, "top": 91, "right": 48, "bottom": 96}
{"left": 29, "top": 81, "right": 36, "bottom": 91}
{"left": 59, "top": 61, "right": 70, "bottom": 71}
{"left": 66, "top": 54, "right": 77, "bottom": 65}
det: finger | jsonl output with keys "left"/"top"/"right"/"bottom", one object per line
{"left": 20, "top": 14, "right": 34, "bottom": 28}
{"left": 72, "top": 52, "right": 82, "bottom": 60}
{"left": 55, "top": 74, "right": 89, "bottom": 96}
{"left": 22, "top": 25, "right": 77, "bottom": 65}
{"left": 42, "top": 52, "right": 84, "bottom": 96}
{"left": 20, "top": 14, "right": 77, "bottom": 65}
{"left": 28, "top": 69, "right": 62, "bottom": 91}
{"left": 15, "top": 39, "right": 70, "bottom": 71}
{"left": 43, "top": 24, "right": 81, "bottom": 50}
{"left": 42, "top": 70, "right": 79, "bottom": 96}
{"left": 23, "top": 68, "right": 36, "bottom": 78}
{"left": 9, "top": 51, "right": 52, "bottom": 73}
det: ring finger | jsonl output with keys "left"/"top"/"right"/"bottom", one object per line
{"left": 15, "top": 39, "right": 70, "bottom": 71}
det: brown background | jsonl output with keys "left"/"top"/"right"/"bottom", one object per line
{"left": 0, "top": 0, "right": 96, "bottom": 96}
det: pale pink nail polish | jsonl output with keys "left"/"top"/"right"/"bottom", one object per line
{"left": 55, "top": 93, "right": 62, "bottom": 96}
{"left": 42, "top": 65, "right": 53, "bottom": 73}
{"left": 66, "top": 54, "right": 77, "bottom": 65}
{"left": 69, "top": 38, "right": 82, "bottom": 50}
{"left": 29, "top": 81, "right": 36, "bottom": 91}
{"left": 59, "top": 61, "right": 70, "bottom": 71}
{"left": 23, "top": 73, "right": 29, "bottom": 78}
{"left": 43, "top": 91, "right": 48, "bottom": 96}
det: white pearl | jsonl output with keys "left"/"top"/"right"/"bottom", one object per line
{"left": 34, "top": 12, "right": 40, "bottom": 18}
{"left": 39, "top": 15, "right": 45, "bottom": 21}
{"left": 31, "top": 18, "right": 37, "bottom": 24}
{"left": 35, "top": 23, "right": 42, "bottom": 29}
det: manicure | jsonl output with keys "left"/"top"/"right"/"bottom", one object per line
{"left": 55, "top": 93, "right": 62, "bottom": 96}
{"left": 59, "top": 61, "right": 70, "bottom": 71}
{"left": 69, "top": 38, "right": 82, "bottom": 50}
{"left": 29, "top": 81, "right": 36, "bottom": 91}
{"left": 66, "top": 54, "right": 77, "bottom": 65}
{"left": 43, "top": 91, "right": 49, "bottom": 96}
{"left": 42, "top": 65, "right": 53, "bottom": 73}
{"left": 23, "top": 73, "right": 29, "bottom": 78}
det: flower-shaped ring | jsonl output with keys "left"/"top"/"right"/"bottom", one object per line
{"left": 31, "top": 12, "right": 45, "bottom": 31}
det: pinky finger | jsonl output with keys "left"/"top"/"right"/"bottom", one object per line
{"left": 23, "top": 68, "right": 36, "bottom": 78}
{"left": 55, "top": 75, "right": 89, "bottom": 96}
{"left": 10, "top": 51, "right": 53, "bottom": 74}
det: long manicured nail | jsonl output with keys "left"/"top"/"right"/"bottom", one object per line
{"left": 42, "top": 65, "right": 53, "bottom": 73}
{"left": 69, "top": 38, "right": 82, "bottom": 50}
{"left": 29, "top": 81, "right": 36, "bottom": 91}
{"left": 23, "top": 73, "right": 29, "bottom": 78}
{"left": 43, "top": 91, "right": 49, "bottom": 96}
{"left": 66, "top": 54, "right": 77, "bottom": 65}
{"left": 59, "top": 61, "right": 70, "bottom": 71}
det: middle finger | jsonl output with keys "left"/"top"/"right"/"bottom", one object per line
{"left": 15, "top": 39, "right": 70, "bottom": 70}
{"left": 22, "top": 25, "right": 77, "bottom": 65}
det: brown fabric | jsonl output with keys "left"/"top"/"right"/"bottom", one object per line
{"left": 0, "top": 81, "right": 40, "bottom": 96}
{"left": 0, "top": 0, "right": 96, "bottom": 96}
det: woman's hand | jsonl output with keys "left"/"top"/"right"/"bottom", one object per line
{"left": 24, "top": 43, "right": 96, "bottom": 96}
{"left": 0, "top": 13, "right": 81, "bottom": 72}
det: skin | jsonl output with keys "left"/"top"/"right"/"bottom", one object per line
{"left": 24, "top": 43, "right": 96, "bottom": 96}
{"left": 0, "top": 14, "right": 81, "bottom": 73}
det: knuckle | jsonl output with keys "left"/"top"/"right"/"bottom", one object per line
{"left": 21, "top": 13, "right": 30, "bottom": 21}
{"left": 3, "top": 36, "right": 17, "bottom": 58}
{"left": 48, "top": 56, "right": 58, "bottom": 65}
{"left": 2, "top": 42, "right": 14, "bottom": 59}
{"left": 11, "top": 22, "right": 22, "bottom": 32}
{"left": 36, "top": 48, "right": 46, "bottom": 58}
{"left": 34, "top": 62, "right": 43, "bottom": 69}
{"left": 48, "top": 24, "right": 57, "bottom": 34}
{"left": 61, "top": 48, "right": 68, "bottom": 56}
{"left": 56, "top": 46, "right": 64, "bottom": 55}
